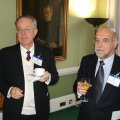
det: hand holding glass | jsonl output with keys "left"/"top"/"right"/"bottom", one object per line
{"left": 80, "top": 78, "right": 92, "bottom": 102}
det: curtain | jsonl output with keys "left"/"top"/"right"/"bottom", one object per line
{"left": 107, "top": 0, "right": 120, "bottom": 55}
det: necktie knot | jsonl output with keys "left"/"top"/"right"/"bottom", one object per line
{"left": 100, "top": 61, "right": 104, "bottom": 66}
{"left": 26, "top": 50, "right": 31, "bottom": 61}
{"left": 26, "top": 50, "right": 30, "bottom": 54}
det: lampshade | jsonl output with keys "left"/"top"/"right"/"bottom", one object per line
{"left": 85, "top": 18, "right": 109, "bottom": 27}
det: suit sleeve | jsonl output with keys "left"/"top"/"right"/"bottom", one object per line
{"left": 43, "top": 48, "right": 59, "bottom": 85}
{"left": 0, "top": 49, "right": 11, "bottom": 97}
{"left": 73, "top": 56, "right": 89, "bottom": 98}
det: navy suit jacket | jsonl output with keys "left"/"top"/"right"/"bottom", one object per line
{"left": 73, "top": 54, "right": 120, "bottom": 120}
{"left": 0, "top": 43, "right": 59, "bottom": 119}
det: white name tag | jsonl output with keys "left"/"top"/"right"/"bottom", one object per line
{"left": 32, "top": 55, "right": 43, "bottom": 66}
{"left": 107, "top": 74, "right": 120, "bottom": 87}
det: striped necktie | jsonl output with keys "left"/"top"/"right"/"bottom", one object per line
{"left": 26, "top": 50, "right": 31, "bottom": 61}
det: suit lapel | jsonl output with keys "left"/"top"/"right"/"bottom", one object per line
{"left": 34, "top": 44, "right": 42, "bottom": 57}
{"left": 34, "top": 44, "right": 44, "bottom": 69}
{"left": 109, "top": 54, "right": 120, "bottom": 75}
{"left": 88, "top": 55, "right": 98, "bottom": 105}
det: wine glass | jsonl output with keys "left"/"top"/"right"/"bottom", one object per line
{"left": 80, "top": 78, "right": 92, "bottom": 102}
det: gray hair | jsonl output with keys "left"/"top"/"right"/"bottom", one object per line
{"left": 15, "top": 15, "right": 37, "bottom": 28}
{"left": 97, "top": 26, "right": 118, "bottom": 40}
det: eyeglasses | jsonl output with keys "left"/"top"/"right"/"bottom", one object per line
{"left": 16, "top": 25, "right": 36, "bottom": 33}
{"left": 94, "top": 38, "right": 114, "bottom": 44}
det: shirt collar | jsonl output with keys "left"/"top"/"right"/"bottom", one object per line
{"left": 98, "top": 54, "right": 115, "bottom": 66}
{"left": 20, "top": 44, "right": 34, "bottom": 54}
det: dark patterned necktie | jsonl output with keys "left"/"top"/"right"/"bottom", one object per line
{"left": 95, "top": 61, "right": 105, "bottom": 103}
{"left": 26, "top": 50, "right": 31, "bottom": 61}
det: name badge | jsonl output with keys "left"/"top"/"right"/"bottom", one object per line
{"left": 32, "top": 55, "right": 43, "bottom": 66}
{"left": 107, "top": 74, "right": 120, "bottom": 87}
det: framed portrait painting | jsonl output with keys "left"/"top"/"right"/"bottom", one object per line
{"left": 16, "top": 0, "right": 68, "bottom": 61}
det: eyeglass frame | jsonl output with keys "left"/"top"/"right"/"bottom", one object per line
{"left": 16, "top": 25, "right": 37, "bottom": 33}
{"left": 93, "top": 38, "right": 115, "bottom": 45}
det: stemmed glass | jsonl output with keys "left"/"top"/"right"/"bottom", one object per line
{"left": 80, "top": 78, "right": 92, "bottom": 102}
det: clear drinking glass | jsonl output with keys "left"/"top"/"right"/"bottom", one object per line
{"left": 80, "top": 78, "right": 92, "bottom": 102}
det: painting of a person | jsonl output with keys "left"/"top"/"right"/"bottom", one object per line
{"left": 37, "top": 4, "right": 62, "bottom": 56}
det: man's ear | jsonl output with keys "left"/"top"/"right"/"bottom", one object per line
{"left": 115, "top": 40, "right": 118, "bottom": 49}
{"left": 34, "top": 28, "right": 38, "bottom": 37}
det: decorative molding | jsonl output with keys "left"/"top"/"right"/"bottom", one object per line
{"left": 57, "top": 66, "right": 79, "bottom": 76}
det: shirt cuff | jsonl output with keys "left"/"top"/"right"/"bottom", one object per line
{"left": 77, "top": 92, "right": 82, "bottom": 98}
{"left": 7, "top": 87, "right": 13, "bottom": 98}
{"left": 45, "top": 73, "right": 51, "bottom": 85}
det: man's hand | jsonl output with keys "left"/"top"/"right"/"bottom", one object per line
{"left": 10, "top": 87, "right": 23, "bottom": 99}
{"left": 77, "top": 82, "right": 87, "bottom": 95}
{"left": 38, "top": 71, "right": 50, "bottom": 82}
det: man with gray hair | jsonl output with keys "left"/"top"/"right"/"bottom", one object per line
{"left": 0, "top": 15, "right": 59, "bottom": 120}
{"left": 73, "top": 26, "right": 120, "bottom": 120}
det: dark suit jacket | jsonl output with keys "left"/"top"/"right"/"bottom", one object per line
{"left": 0, "top": 43, "right": 59, "bottom": 119}
{"left": 73, "top": 54, "right": 120, "bottom": 120}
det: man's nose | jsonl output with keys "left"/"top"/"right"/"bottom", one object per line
{"left": 21, "top": 29, "right": 26, "bottom": 34}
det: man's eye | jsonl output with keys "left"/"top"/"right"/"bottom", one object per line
{"left": 16, "top": 29, "right": 22, "bottom": 32}
{"left": 17, "top": 29, "right": 21, "bottom": 31}
{"left": 26, "top": 27, "right": 31, "bottom": 31}
{"left": 95, "top": 39, "right": 99, "bottom": 43}
{"left": 103, "top": 39, "right": 109, "bottom": 43}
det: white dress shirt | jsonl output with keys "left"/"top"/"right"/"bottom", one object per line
{"left": 20, "top": 44, "right": 36, "bottom": 115}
